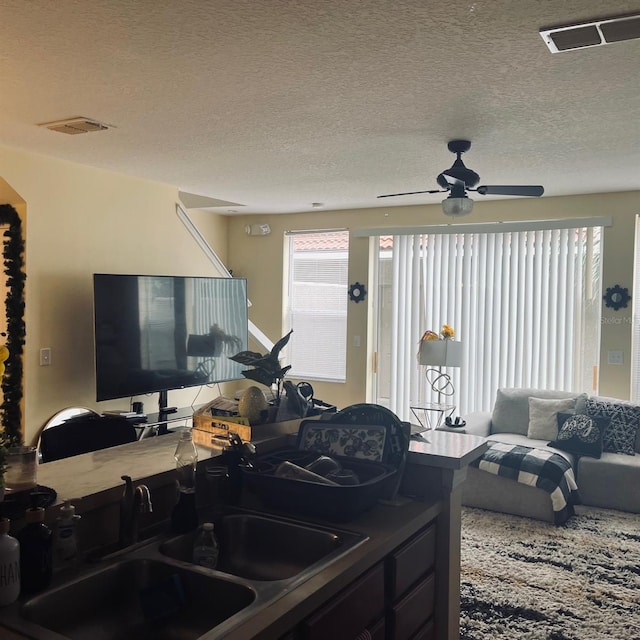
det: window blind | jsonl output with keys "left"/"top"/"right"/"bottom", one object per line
{"left": 374, "top": 226, "right": 602, "bottom": 420}
{"left": 284, "top": 229, "right": 349, "bottom": 382}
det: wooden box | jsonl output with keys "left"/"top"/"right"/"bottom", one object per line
{"left": 193, "top": 401, "right": 313, "bottom": 447}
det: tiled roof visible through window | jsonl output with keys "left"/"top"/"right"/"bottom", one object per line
{"left": 293, "top": 233, "right": 393, "bottom": 250}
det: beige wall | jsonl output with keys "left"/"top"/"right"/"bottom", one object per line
{"left": 0, "top": 145, "right": 231, "bottom": 445}
{"left": 1, "top": 140, "right": 639, "bottom": 444}
{"left": 228, "top": 192, "right": 640, "bottom": 408}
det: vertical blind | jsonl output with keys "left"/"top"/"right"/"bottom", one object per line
{"left": 632, "top": 215, "right": 640, "bottom": 401}
{"left": 284, "top": 229, "right": 349, "bottom": 382}
{"left": 374, "top": 225, "right": 602, "bottom": 421}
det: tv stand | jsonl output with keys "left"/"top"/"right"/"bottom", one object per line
{"left": 159, "top": 407, "right": 178, "bottom": 415}
{"left": 157, "top": 390, "right": 178, "bottom": 418}
{"left": 132, "top": 406, "right": 196, "bottom": 437}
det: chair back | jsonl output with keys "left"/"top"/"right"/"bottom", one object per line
{"left": 39, "top": 411, "right": 138, "bottom": 463}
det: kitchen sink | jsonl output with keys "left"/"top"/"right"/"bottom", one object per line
{"left": 20, "top": 558, "right": 256, "bottom": 640}
{"left": 0, "top": 507, "right": 368, "bottom": 640}
{"left": 160, "top": 510, "right": 365, "bottom": 581}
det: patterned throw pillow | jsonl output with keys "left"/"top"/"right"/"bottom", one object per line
{"left": 586, "top": 397, "right": 640, "bottom": 456}
{"left": 550, "top": 412, "right": 608, "bottom": 458}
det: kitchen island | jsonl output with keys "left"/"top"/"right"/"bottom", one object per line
{"left": 0, "top": 428, "right": 486, "bottom": 640}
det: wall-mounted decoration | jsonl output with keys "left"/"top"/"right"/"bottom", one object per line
{"left": 0, "top": 204, "right": 26, "bottom": 445}
{"left": 603, "top": 284, "right": 631, "bottom": 311}
{"left": 348, "top": 282, "right": 367, "bottom": 303}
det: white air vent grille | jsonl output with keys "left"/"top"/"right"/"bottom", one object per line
{"left": 540, "top": 13, "right": 640, "bottom": 53}
{"left": 39, "top": 117, "right": 110, "bottom": 135}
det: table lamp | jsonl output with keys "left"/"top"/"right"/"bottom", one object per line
{"left": 418, "top": 340, "right": 462, "bottom": 405}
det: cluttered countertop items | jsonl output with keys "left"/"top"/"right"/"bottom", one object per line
{"left": 0, "top": 402, "right": 487, "bottom": 640}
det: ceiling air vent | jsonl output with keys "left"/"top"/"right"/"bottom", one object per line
{"left": 540, "top": 13, "right": 640, "bottom": 53}
{"left": 39, "top": 117, "right": 111, "bottom": 135}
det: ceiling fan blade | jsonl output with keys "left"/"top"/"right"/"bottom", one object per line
{"left": 377, "top": 189, "right": 443, "bottom": 198}
{"left": 475, "top": 185, "right": 544, "bottom": 197}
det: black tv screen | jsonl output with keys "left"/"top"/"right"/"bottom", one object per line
{"left": 93, "top": 274, "right": 248, "bottom": 402}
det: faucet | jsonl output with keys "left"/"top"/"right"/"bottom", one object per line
{"left": 119, "top": 475, "right": 153, "bottom": 548}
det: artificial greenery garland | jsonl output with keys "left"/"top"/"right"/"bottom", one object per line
{"left": 0, "top": 204, "right": 26, "bottom": 445}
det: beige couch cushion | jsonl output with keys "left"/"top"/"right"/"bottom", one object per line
{"left": 491, "top": 388, "right": 587, "bottom": 436}
{"left": 527, "top": 397, "right": 578, "bottom": 440}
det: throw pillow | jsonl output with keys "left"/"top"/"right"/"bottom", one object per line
{"left": 586, "top": 397, "right": 640, "bottom": 456}
{"left": 550, "top": 412, "right": 608, "bottom": 458}
{"left": 527, "top": 397, "right": 578, "bottom": 440}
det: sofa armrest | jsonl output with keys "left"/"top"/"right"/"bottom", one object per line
{"left": 462, "top": 411, "right": 492, "bottom": 437}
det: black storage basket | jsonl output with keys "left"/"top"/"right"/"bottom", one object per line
{"left": 241, "top": 403, "right": 409, "bottom": 522}
{"left": 241, "top": 448, "right": 397, "bottom": 522}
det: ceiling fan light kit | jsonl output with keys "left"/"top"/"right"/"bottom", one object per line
{"left": 442, "top": 197, "right": 473, "bottom": 217}
{"left": 378, "top": 139, "right": 544, "bottom": 218}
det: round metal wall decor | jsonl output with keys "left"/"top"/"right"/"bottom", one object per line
{"left": 348, "top": 282, "right": 367, "bottom": 303}
{"left": 603, "top": 284, "right": 630, "bottom": 311}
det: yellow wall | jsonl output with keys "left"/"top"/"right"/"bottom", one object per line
{"left": 0, "top": 144, "right": 231, "bottom": 445}
{"left": 228, "top": 192, "right": 640, "bottom": 408}
{"left": 1, "top": 140, "right": 639, "bottom": 443}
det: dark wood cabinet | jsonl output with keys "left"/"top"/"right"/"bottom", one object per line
{"left": 301, "top": 563, "right": 385, "bottom": 640}
{"left": 292, "top": 520, "right": 437, "bottom": 640}
{"left": 390, "top": 573, "right": 435, "bottom": 640}
{"left": 387, "top": 523, "right": 436, "bottom": 640}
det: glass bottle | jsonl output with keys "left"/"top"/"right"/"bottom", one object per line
{"left": 171, "top": 429, "right": 199, "bottom": 534}
{"left": 174, "top": 429, "right": 198, "bottom": 494}
{"left": 17, "top": 506, "right": 52, "bottom": 595}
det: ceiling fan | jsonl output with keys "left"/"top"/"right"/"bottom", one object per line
{"left": 378, "top": 139, "right": 544, "bottom": 217}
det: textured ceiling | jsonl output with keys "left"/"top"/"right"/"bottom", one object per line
{"left": 1, "top": 0, "right": 639, "bottom": 214}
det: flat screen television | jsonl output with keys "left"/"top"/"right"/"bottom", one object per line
{"left": 93, "top": 273, "right": 248, "bottom": 412}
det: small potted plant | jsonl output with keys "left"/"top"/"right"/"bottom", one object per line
{"left": 230, "top": 330, "right": 313, "bottom": 421}
{"left": 230, "top": 330, "right": 293, "bottom": 406}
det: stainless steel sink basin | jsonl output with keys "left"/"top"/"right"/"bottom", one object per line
{"left": 160, "top": 510, "right": 364, "bottom": 581}
{"left": 0, "top": 508, "right": 367, "bottom": 640}
{"left": 20, "top": 558, "right": 256, "bottom": 640}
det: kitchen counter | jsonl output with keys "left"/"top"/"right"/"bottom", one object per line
{"left": 1, "top": 428, "right": 486, "bottom": 640}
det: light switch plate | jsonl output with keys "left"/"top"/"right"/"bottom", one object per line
{"left": 607, "top": 350, "right": 624, "bottom": 365}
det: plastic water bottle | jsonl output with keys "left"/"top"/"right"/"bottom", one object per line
{"left": 192, "top": 522, "right": 219, "bottom": 569}
{"left": 53, "top": 500, "right": 81, "bottom": 567}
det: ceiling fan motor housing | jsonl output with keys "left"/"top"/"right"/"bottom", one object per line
{"left": 436, "top": 139, "right": 480, "bottom": 189}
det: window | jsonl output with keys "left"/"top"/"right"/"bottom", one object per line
{"left": 284, "top": 229, "right": 349, "bottom": 382}
{"left": 372, "top": 223, "right": 603, "bottom": 421}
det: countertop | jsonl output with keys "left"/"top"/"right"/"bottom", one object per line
{"left": 1, "top": 427, "right": 487, "bottom": 639}
{"left": 34, "top": 431, "right": 225, "bottom": 511}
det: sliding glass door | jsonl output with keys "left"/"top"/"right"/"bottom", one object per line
{"left": 372, "top": 223, "right": 602, "bottom": 422}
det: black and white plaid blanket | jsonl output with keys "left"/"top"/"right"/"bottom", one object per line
{"left": 471, "top": 441, "right": 579, "bottom": 524}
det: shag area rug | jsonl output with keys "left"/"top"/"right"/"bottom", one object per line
{"left": 460, "top": 506, "right": 640, "bottom": 640}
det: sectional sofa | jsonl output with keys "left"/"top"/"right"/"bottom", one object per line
{"left": 461, "top": 388, "right": 640, "bottom": 523}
